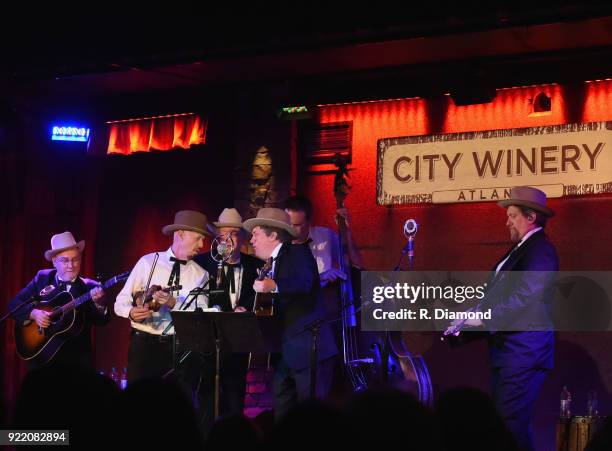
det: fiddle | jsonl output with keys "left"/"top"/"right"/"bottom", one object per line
{"left": 132, "top": 284, "right": 182, "bottom": 312}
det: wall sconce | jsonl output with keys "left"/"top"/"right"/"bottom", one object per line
{"left": 529, "top": 92, "right": 552, "bottom": 116}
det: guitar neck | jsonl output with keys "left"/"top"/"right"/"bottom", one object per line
{"left": 60, "top": 277, "right": 118, "bottom": 314}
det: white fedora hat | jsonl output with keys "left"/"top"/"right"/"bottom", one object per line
{"left": 44, "top": 231, "right": 85, "bottom": 261}
{"left": 213, "top": 208, "right": 243, "bottom": 228}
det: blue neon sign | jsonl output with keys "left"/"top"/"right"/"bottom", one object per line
{"left": 51, "top": 125, "right": 91, "bottom": 142}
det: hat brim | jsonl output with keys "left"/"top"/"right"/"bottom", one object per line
{"left": 497, "top": 199, "right": 554, "bottom": 217}
{"left": 213, "top": 222, "right": 243, "bottom": 229}
{"left": 44, "top": 240, "right": 85, "bottom": 262}
{"left": 162, "top": 224, "right": 212, "bottom": 237}
{"left": 242, "top": 218, "right": 299, "bottom": 237}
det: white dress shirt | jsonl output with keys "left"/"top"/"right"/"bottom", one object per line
{"left": 223, "top": 262, "right": 243, "bottom": 309}
{"left": 269, "top": 242, "right": 284, "bottom": 277}
{"left": 115, "top": 248, "right": 209, "bottom": 335}
{"left": 307, "top": 226, "right": 340, "bottom": 275}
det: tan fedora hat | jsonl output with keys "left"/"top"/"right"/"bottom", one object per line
{"left": 498, "top": 186, "right": 554, "bottom": 217}
{"left": 243, "top": 208, "right": 299, "bottom": 237}
{"left": 162, "top": 210, "right": 212, "bottom": 236}
{"left": 44, "top": 231, "right": 85, "bottom": 261}
{"left": 213, "top": 208, "right": 243, "bottom": 228}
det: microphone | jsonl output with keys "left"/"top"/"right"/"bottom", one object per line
{"left": 401, "top": 219, "right": 418, "bottom": 256}
{"left": 212, "top": 234, "right": 234, "bottom": 287}
{"left": 217, "top": 240, "right": 231, "bottom": 258}
{"left": 403, "top": 219, "right": 418, "bottom": 238}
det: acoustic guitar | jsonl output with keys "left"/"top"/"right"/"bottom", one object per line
{"left": 14, "top": 271, "right": 129, "bottom": 366}
{"left": 252, "top": 258, "right": 274, "bottom": 316}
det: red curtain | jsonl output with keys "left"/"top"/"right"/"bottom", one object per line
{"left": 107, "top": 114, "right": 207, "bottom": 155}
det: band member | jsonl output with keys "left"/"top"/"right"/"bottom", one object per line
{"left": 193, "top": 208, "right": 263, "bottom": 420}
{"left": 284, "top": 195, "right": 363, "bottom": 289}
{"left": 114, "top": 210, "right": 210, "bottom": 383}
{"left": 9, "top": 231, "right": 108, "bottom": 369}
{"left": 447, "top": 186, "right": 558, "bottom": 451}
{"left": 284, "top": 195, "right": 363, "bottom": 381}
{"left": 243, "top": 208, "right": 338, "bottom": 419}
{"left": 194, "top": 208, "right": 263, "bottom": 313}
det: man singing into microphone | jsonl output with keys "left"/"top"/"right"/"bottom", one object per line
{"left": 194, "top": 208, "right": 263, "bottom": 314}
{"left": 193, "top": 208, "right": 263, "bottom": 423}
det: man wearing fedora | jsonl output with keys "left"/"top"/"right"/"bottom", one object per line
{"left": 192, "top": 208, "right": 263, "bottom": 423}
{"left": 194, "top": 208, "right": 263, "bottom": 314}
{"left": 9, "top": 231, "right": 109, "bottom": 369}
{"left": 243, "top": 208, "right": 338, "bottom": 419}
{"left": 115, "top": 210, "right": 211, "bottom": 383}
{"left": 449, "top": 186, "right": 558, "bottom": 451}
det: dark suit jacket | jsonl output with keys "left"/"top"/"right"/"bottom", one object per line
{"left": 193, "top": 252, "right": 263, "bottom": 312}
{"left": 9, "top": 269, "right": 110, "bottom": 367}
{"left": 272, "top": 242, "right": 338, "bottom": 371}
{"left": 482, "top": 230, "right": 559, "bottom": 369}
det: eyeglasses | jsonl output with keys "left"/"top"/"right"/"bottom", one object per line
{"left": 55, "top": 257, "right": 81, "bottom": 265}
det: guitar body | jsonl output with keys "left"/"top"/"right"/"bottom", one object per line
{"left": 253, "top": 258, "right": 274, "bottom": 316}
{"left": 13, "top": 270, "right": 128, "bottom": 367}
{"left": 14, "top": 291, "right": 82, "bottom": 365}
{"left": 253, "top": 292, "right": 274, "bottom": 317}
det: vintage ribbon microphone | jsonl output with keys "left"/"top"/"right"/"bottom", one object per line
{"left": 210, "top": 233, "right": 235, "bottom": 287}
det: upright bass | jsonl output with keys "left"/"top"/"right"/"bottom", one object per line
{"left": 332, "top": 157, "right": 433, "bottom": 404}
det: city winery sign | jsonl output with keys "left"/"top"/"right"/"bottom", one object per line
{"left": 376, "top": 121, "right": 611, "bottom": 205}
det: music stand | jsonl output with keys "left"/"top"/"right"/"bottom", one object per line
{"left": 171, "top": 310, "right": 279, "bottom": 419}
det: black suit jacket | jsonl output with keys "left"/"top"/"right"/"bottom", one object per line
{"left": 193, "top": 252, "right": 263, "bottom": 312}
{"left": 272, "top": 243, "right": 338, "bottom": 370}
{"left": 482, "top": 230, "right": 559, "bottom": 369}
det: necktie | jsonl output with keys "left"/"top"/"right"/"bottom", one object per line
{"left": 56, "top": 277, "right": 71, "bottom": 292}
{"left": 224, "top": 263, "right": 240, "bottom": 293}
{"left": 168, "top": 256, "right": 187, "bottom": 287}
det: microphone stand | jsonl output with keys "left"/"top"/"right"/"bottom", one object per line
{"left": 295, "top": 299, "right": 363, "bottom": 399}
{"left": 394, "top": 220, "right": 417, "bottom": 271}
{"left": 0, "top": 296, "right": 41, "bottom": 325}
{"left": 304, "top": 319, "right": 323, "bottom": 399}
{"left": 394, "top": 235, "right": 415, "bottom": 271}
{"left": 383, "top": 221, "right": 417, "bottom": 383}
{"left": 319, "top": 225, "right": 420, "bottom": 388}
{"left": 162, "top": 278, "right": 221, "bottom": 379}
